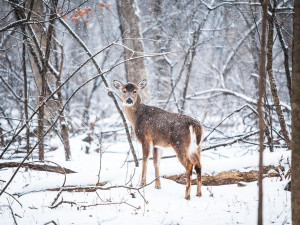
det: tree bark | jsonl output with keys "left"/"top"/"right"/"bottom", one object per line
{"left": 274, "top": 0, "right": 292, "bottom": 101}
{"left": 292, "top": 0, "right": 300, "bottom": 223}
{"left": 258, "top": 1, "right": 269, "bottom": 225}
{"left": 56, "top": 45, "right": 71, "bottom": 161}
{"left": 37, "top": 0, "right": 57, "bottom": 161}
{"left": 21, "top": 8, "right": 30, "bottom": 154}
{"left": 148, "top": 0, "right": 171, "bottom": 101}
{"left": 266, "top": 3, "right": 292, "bottom": 150}
{"left": 116, "top": 0, "right": 149, "bottom": 101}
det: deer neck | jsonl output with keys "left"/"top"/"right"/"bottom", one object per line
{"left": 124, "top": 95, "right": 143, "bottom": 129}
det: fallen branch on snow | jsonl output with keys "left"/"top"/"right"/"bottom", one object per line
{"left": 14, "top": 178, "right": 157, "bottom": 200}
{"left": 0, "top": 162, "right": 76, "bottom": 174}
{"left": 49, "top": 198, "right": 137, "bottom": 210}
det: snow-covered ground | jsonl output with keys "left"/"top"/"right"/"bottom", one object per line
{"left": 0, "top": 136, "right": 291, "bottom": 225}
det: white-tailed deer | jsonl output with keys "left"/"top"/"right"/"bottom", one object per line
{"left": 113, "top": 79, "right": 204, "bottom": 200}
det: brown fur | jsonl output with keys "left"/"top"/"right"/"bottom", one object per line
{"left": 114, "top": 80, "right": 204, "bottom": 199}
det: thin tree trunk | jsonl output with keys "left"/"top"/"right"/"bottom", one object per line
{"left": 266, "top": 3, "right": 292, "bottom": 150}
{"left": 21, "top": 11, "right": 30, "bottom": 154}
{"left": 56, "top": 44, "right": 71, "bottom": 161}
{"left": 291, "top": 0, "right": 300, "bottom": 224}
{"left": 0, "top": 125, "right": 4, "bottom": 146}
{"left": 274, "top": 0, "right": 292, "bottom": 100}
{"left": 258, "top": 1, "right": 269, "bottom": 224}
{"left": 38, "top": 0, "right": 58, "bottom": 161}
{"left": 264, "top": 97, "right": 274, "bottom": 152}
{"left": 38, "top": 71, "right": 46, "bottom": 161}
{"left": 23, "top": 46, "right": 30, "bottom": 154}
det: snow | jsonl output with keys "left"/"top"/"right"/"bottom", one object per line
{"left": 0, "top": 136, "right": 291, "bottom": 225}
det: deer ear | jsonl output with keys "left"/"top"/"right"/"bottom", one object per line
{"left": 138, "top": 79, "right": 147, "bottom": 89}
{"left": 113, "top": 80, "right": 123, "bottom": 90}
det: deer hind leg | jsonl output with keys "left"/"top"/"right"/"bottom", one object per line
{"left": 195, "top": 163, "right": 202, "bottom": 197}
{"left": 172, "top": 144, "right": 193, "bottom": 199}
{"left": 185, "top": 162, "right": 193, "bottom": 200}
{"left": 189, "top": 146, "right": 202, "bottom": 197}
{"left": 141, "top": 141, "right": 152, "bottom": 186}
{"left": 195, "top": 146, "right": 202, "bottom": 197}
{"left": 153, "top": 147, "right": 162, "bottom": 189}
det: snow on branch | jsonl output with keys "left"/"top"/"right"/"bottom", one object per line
{"left": 184, "top": 88, "right": 291, "bottom": 111}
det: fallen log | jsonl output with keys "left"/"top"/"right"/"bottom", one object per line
{"left": 0, "top": 162, "right": 76, "bottom": 174}
{"left": 163, "top": 165, "right": 282, "bottom": 186}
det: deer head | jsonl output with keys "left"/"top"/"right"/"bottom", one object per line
{"left": 113, "top": 79, "right": 147, "bottom": 106}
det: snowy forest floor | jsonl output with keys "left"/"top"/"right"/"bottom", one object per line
{"left": 0, "top": 135, "right": 291, "bottom": 225}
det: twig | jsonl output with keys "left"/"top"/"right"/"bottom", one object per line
{"left": 49, "top": 198, "right": 135, "bottom": 210}
{"left": 44, "top": 221, "right": 57, "bottom": 225}
{"left": 49, "top": 199, "right": 77, "bottom": 209}
{"left": 1, "top": 191, "right": 23, "bottom": 207}
{"left": 31, "top": 160, "right": 69, "bottom": 207}
{"left": 0, "top": 205, "right": 18, "bottom": 225}
{"left": 124, "top": 202, "right": 140, "bottom": 210}
{"left": 15, "top": 178, "right": 158, "bottom": 197}
{"left": 183, "top": 88, "right": 291, "bottom": 111}
{"left": 204, "top": 104, "right": 258, "bottom": 141}
{"left": 125, "top": 167, "right": 136, "bottom": 185}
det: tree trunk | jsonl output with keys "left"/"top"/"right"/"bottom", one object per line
{"left": 38, "top": 71, "right": 46, "bottom": 161}
{"left": 148, "top": 0, "right": 171, "bottom": 101}
{"left": 21, "top": 12, "right": 30, "bottom": 154}
{"left": 19, "top": 0, "right": 60, "bottom": 161}
{"left": 257, "top": 1, "right": 269, "bottom": 224}
{"left": 274, "top": 17, "right": 292, "bottom": 100}
{"left": 116, "top": 0, "right": 149, "bottom": 101}
{"left": 266, "top": 4, "right": 292, "bottom": 150}
{"left": 292, "top": 0, "right": 300, "bottom": 224}
{"left": 274, "top": 0, "right": 292, "bottom": 101}
{"left": 56, "top": 50, "right": 71, "bottom": 161}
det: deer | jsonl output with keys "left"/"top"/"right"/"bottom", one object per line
{"left": 113, "top": 79, "right": 204, "bottom": 200}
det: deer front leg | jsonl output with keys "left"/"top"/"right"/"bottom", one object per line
{"left": 141, "top": 142, "right": 151, "bottom": 186}
{"left": 185, "top": 163, "right": 193, "bottom": 200}
{"left": 153, "top": 147, "right": 162, "bottom": 189}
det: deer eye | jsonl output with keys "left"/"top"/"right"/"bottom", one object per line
{"left": 123, "top": 90, "right": 126, "bottom": 94}
{"left": 133, "top": 90, "right": 137, "bottom": 94}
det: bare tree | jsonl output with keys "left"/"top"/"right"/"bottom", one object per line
{"left": 266, "top": 1, "right": 291, "bottom": 150}
{"left": 291, "top": 0, "right": 300, "bottom": 223}
{"left": 11, "top": 0, "right": 72, "bottom": 160}
{"left": 257, "top": 1, "right": 269, "bottom": 225}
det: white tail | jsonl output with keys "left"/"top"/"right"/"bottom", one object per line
{"left": 114, "top": 79, "right": 204, "bottom": 200}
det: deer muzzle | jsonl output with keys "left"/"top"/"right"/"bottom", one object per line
{"left": 126, "top": 98, "right": 133, "bottom": 105}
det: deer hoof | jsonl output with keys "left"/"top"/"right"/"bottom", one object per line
{"left": 196, "top": 193, "right": 202, "bottom": 197}
{"left": 185, "top": 195, "right": 191, "bottom": 200}
{"left": 155, "top": 185, "right": 161, "bottom": 189}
